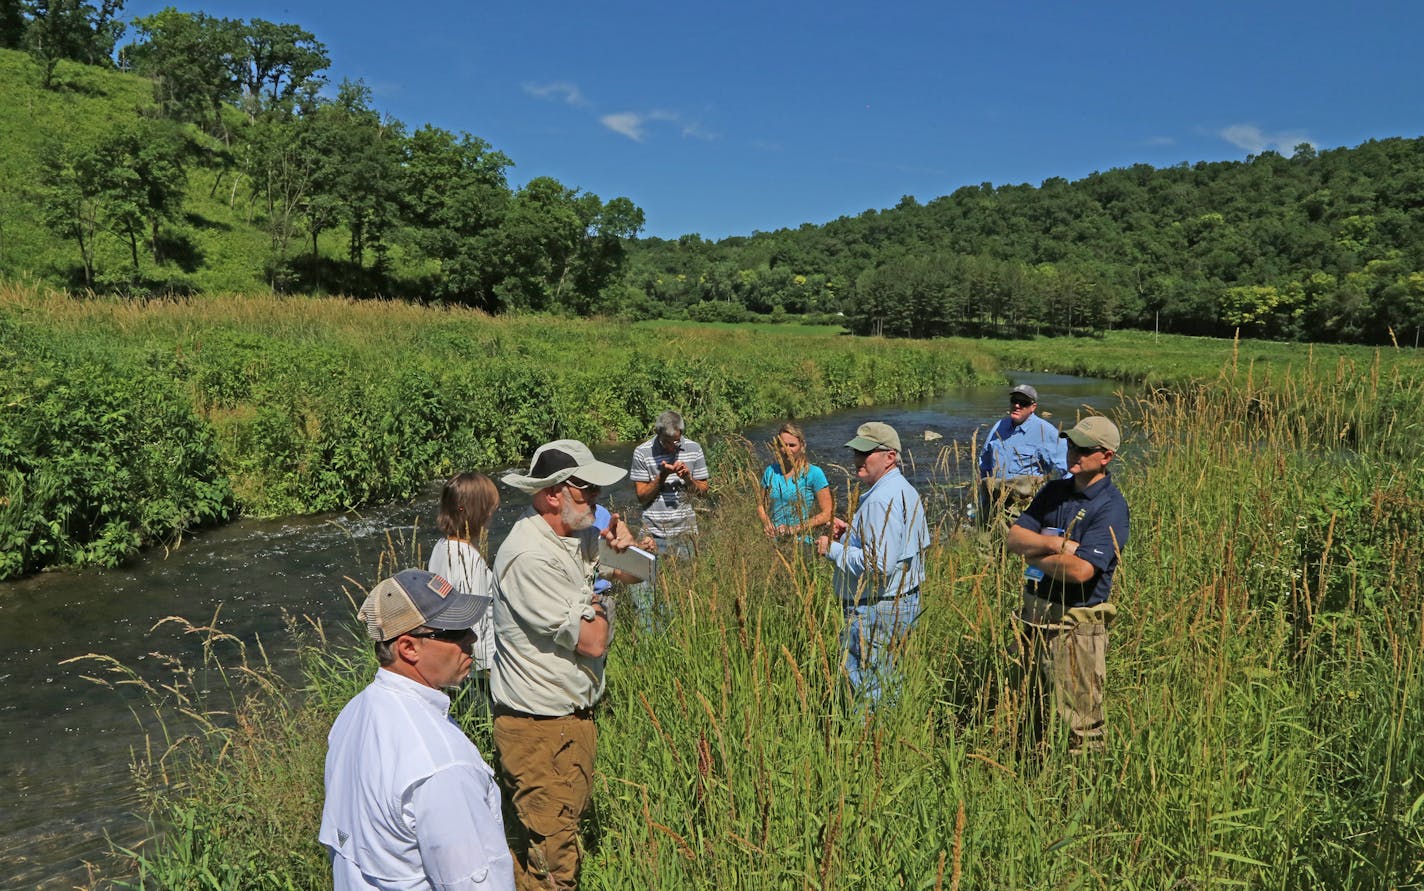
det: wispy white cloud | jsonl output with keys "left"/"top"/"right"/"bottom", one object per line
{"left": 1219, "top": 124, "right": 1313, "bottom": 155}
{"left": 526, "top": 82, "right": 712, "bottom": 143}
{"left": 601, "top": 112, "right": 648, "bottom": 141}
{"left": 523, "top": 81, "right": 589, "bottom": 108}
{"left": 681, "top": 121, "right": 718, "bottom": 141}
{"left": 1143, "top": 135, "right": 1174, "bottom": 147}
{"left": 601, "top": 108, "right": 715, "bottom": 142}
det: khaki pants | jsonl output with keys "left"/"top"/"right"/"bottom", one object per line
{"left": 980, "top": 476, "right": 1044, "bottom": 527}
{"left": 493, "top": 712, "right": 597, "bottom": 890}
{"left": 1014, "top": 598, "right": 1115, "bottom": 753}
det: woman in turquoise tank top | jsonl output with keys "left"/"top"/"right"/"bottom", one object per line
{"left": 758, "top": 422, "right": 833, "bottom": 541}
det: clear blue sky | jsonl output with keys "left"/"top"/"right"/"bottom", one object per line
{"left": 122, "top": 0, "right": 1424, "bottom": 241}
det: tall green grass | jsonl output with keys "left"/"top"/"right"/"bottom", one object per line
{"left": 96, "top": 354, "right": 1424, "bottom": 889}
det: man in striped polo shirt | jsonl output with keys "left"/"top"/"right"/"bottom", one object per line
{"left": 629, "top": 410, "right": 710, "bottom": 628}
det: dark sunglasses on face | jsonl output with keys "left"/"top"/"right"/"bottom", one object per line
{"left": 406, "top": 627, "right": 475, "bottom": 643}
{"left": 1066, "top": 442, "right": 1107, "bottom": 455}
{"left": 565, "top": 478, "right": 600, "bottom": 492}
{"left": 1010, "top": 399, "right": 1033, "bottom": 408}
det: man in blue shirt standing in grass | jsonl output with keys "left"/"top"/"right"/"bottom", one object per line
{"left": 1008, "top": 415, "right": 1129, "bottom": 755}
{"left": 978, "top": 384, "right": 1068, "bottom": 527}
{"left": 816, "top": 421, "right": 929, "bottom": 705}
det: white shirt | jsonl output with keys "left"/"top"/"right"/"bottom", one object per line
{"left": 427, "top": 538, "right": 498, "bottom": 671}
{"left": 320, "top": 670, "right": 514, "bottom": 890}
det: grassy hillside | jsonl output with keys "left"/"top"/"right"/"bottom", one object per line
{"left": 0, "top": 48, "right": 272, "bottom": 292}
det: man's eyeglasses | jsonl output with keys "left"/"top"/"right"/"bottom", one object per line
{"left": 1066, "top": 442, "right": 1107, "bottom": 455}
{"left": 1010, "top": 399, "right": 1034, "bottom": 409}
{"left": 405, "top": 627, "right": 475, "bottom": 643}
{"left": 565, "top": 478, "right": 600, "bottom": 493}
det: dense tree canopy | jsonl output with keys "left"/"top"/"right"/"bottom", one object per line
{"left": 3, "top": 10, "right": 646, "bottom": 308}
{"left": 628, "top": 140, "right": 1424, "bottom": 343}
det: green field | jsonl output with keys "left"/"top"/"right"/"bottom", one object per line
{"left": 83, "top": 322, "right": 1424, "bottom": 889}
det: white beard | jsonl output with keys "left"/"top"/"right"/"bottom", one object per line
{"left": 561, "top": 497, "right": 595, "bottom": 532}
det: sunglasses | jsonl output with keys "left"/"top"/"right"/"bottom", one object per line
{"left": 406, "top": 627, "right": 475, "bottom": 643}
{"left": 565, "top": 477, "right": 600, "bottom": 492}
{"left": 1066, "top": 442, "right": 1107, "bottom": 455}
{"left": 1010, "top": 399, "right": 1034, "bottom": 408}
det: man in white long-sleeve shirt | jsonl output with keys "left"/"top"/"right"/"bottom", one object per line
{"left": 320, "top": 568, "right": 514, "bottom": 890}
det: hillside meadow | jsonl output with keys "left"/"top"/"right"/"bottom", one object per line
{"left": 65, "top": 315, "right": 1424, "bottom": 889}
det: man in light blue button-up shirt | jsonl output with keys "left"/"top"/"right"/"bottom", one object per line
{"left": 817, "top": 421, "right": 929, "bottom": 704}
{"left": 978, "top": 383, "right": 1068, "bottom": 526}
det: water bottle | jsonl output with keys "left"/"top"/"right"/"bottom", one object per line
{"left": 964, "top": 501, "right": 977, "bottom": 525}
{"left": 1025, "top": 527, "right": 1063, "bottom": 583}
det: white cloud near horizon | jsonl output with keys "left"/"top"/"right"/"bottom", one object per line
{"left": 1220, "top": 124, "right": 1314, "bottom": 155}
{"left": 523, "top": 81, "right": 589, "bottom": 108}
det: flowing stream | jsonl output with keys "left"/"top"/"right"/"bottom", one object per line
{"left": 0, "top": 372, "right": 1119, "bottom": 888}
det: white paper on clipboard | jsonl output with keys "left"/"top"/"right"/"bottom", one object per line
{"left": 597, "top": 540, "right": 657, "bottom": 584}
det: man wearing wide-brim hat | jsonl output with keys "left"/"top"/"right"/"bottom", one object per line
{"left": 1007, "top": 415, "right": 1130, "bottom": 755}
{"left": 978, "top": 383, "right": 1069, "bottom": 527}
{"left": 491, "top": 439, "right": 635, "bottom": 890}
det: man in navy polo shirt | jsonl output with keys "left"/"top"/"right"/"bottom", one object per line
{"left": 1007, "top": 415, "right": 1129, "bottom": 754}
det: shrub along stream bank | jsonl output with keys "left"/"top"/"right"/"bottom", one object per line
{"left": 1, "top": 285, "right": 1003, "bottom": 579}
{"left": 98, "top": 341, "right": 1424, "bottom": 889}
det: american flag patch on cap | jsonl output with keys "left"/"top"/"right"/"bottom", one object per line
{"left": 427, "top": 574, "right": 454, "bottom": 598}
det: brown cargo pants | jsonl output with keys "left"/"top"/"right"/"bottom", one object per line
{"left": 493, "top": 711, "right": 597, "bottom": 891}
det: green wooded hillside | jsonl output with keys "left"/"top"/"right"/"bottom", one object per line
{"left": 6, "top": 14, "right": 1424, "bottom": 347}
{"left": 628, "top": 138, "right": 1424, "bottom": 344}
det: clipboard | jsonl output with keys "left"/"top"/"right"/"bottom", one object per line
{"left": 597, "top": 540, "right": 657, "bottom": 585}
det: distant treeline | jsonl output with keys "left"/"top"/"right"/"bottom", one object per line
{"left": 629, "top": 140, "right": 1424, "bottom": 344}
{"left": 5, "top": 3, "right": 1424, "bottom": 344}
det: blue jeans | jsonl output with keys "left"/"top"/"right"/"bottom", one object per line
{"left": 630, "top": 534, "right": 695, "bottom": 633}
{"left": 841, "top": 591, "right": 922, "bottom": 705}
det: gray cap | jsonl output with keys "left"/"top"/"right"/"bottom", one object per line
{"left": 1010, "top": 383, "right": 1039, "bottom": 402}
{"left": 358, "top": 569, "right": 491, "bottom": 642}
{"left": 844, "top": 421, "right": 901, "bottom": 452}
